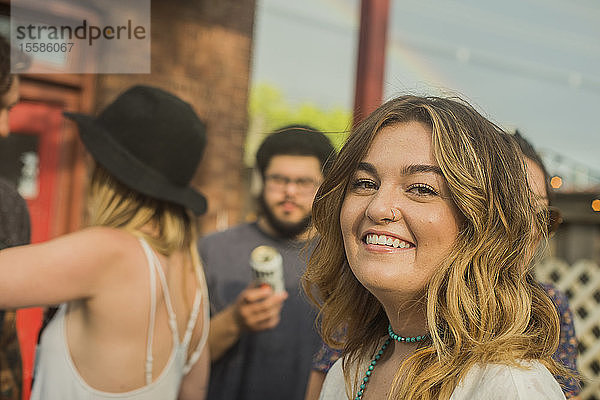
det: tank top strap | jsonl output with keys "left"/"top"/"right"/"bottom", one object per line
{"left": 138, "top": 238, "right": 181, "bottom": 384}
{"left": 182, "top": 259, "right": 210, "bottom": 374}
{"left": 181, "top": 289, "right": 201, "bottom": 347}
{"left": 139, "top": 237, "right": 209, "bottom": 376}
{"left": 138, "top": 238, "right": 159, "bottom": 385}
{"left": 140, "top": 240, "right": 180, "bottom": 339}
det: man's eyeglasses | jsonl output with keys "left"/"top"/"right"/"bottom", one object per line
{"left": 264, "top": 174, "right": 320, "bottom": 194}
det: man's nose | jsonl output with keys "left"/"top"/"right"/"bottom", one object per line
{"left": 283, "top": 180, "right": 300, "bottom": 196}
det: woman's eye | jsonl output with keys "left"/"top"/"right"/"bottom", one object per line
{"left": 350, "top": 179, "right": 378, "bottom": 191}
{"left": 407, "top": 184, "right": 438, "bottom": 196}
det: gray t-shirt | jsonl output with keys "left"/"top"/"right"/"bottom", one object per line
{"left": 0, "top": 177, "right": 30, "bottom": 249}
{"left": 199, "top": 222, "right": 321, "bottom": 400}
{"left": 0, "top": 177, "right": 29, "bottom": 400}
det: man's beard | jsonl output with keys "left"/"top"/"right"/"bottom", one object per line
{"left": 258, "top": 194, "right": 312, "bottom": 240}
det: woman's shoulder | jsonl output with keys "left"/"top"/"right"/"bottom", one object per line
{"left": 59, "top": 226, "right": 137, "bottom": 248}
{"left": 450, "top": 361, "right": 566, "bottom": 400}
{"left": 55, "top": 227, "right": 147, "bottom": 281}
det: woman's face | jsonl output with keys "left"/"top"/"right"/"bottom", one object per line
{"left": 340, "top": 121, "right": 461, "bottom": 299}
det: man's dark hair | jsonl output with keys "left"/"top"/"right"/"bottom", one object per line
{"left": 513, "top": 130, "right": 553, "bottom": 203}
{"left": 0, "top": 34, "right": 13, "bottom": 95}
{"left": 255, "top": 124, "right": 336, "bottom": 177}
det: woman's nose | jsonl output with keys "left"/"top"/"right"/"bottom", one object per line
{"left": 364, "top": 189, "right": 402, "bottom": 224}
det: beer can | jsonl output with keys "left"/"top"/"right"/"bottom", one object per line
{"left": 250, "top": 245, "right": 285, "bottom": 293}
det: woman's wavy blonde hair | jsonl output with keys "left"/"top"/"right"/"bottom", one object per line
{"left": 86, "top": 164, "right": 199, "bottom": 262}
{"left": 303, "top": 95, "right": 570, "bottom": 399}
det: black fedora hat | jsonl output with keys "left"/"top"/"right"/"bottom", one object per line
{"left": 65, "top": 85, "right": 207, "bottom": 215}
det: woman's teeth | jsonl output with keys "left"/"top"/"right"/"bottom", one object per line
{"left": 365, "top": 234, "right": 411, "bottom": 248}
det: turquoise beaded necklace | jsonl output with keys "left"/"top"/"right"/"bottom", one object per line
{"left": 354, "top": 324, "right": 429, "bottom": 400}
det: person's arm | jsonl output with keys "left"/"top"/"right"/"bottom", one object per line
{"left": 552, "top": 291, "right": 581, "bottom": 398}
{"left": 178, "top": 344, "right": 210, "bottom": 400}
{"left": 305, "top": 339, "right": 343, "bottom": 400}
{"left": 541, "top": 283, "right": 581, "bottom": 398}
{"left": 0, "top": 227, "right": 131, "bottom": 308}
{"left": 208, "top": 284, "right": 288, "bottom": 361}
{"left": 304, "top": 370, "right": 327, "bottom": 400}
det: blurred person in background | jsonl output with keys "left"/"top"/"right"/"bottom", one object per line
{"left": 0, "top": 33, "right": 29, "bottom": 400}
{"left": 0, "top": 34, "right": 23, "bottom": 138}
{"left": 0, "top": 85, "right": 210, "bottom": 400}
{"left": 0, "top": 178, "right": 29, "bottom": 400}
{"left": 200, "top": 125, "right": 335, "bottom": 400}
{"left": 513, "top": 130, "right": 580, "bottom": 398}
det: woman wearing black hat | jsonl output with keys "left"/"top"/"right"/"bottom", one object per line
{"left": 0, "top": 86, "right": 210, "bottom": 400}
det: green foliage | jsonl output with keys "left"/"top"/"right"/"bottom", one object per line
{"left": 245, "top": 82, "right": 351, "bottom": 166}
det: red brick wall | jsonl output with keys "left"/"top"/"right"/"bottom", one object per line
{"left": 95, "top": 0, "right": 256, "bottom": 234}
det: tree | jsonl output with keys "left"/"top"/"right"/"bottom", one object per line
{"left": 245, "top": 82, "right": 351, "bottom": 166}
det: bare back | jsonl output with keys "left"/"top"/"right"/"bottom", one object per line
{"left": 64, "top": 228, "right": 207, "bottom": 392}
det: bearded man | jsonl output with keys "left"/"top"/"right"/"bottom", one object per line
{"left": 199, "top": 125, "right": 335, "bottom": 400}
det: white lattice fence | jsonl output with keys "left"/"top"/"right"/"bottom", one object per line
{"left": 536, "top": 257, "right": 600, "bottom": 400}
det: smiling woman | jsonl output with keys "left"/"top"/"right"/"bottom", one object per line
{"left": 303, "top": 95, "right": 572, "bottom": 400}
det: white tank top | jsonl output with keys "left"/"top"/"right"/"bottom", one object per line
{"left": 31, "top": 238, "right": 209, "bottom": 400}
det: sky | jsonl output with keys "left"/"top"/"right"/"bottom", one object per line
{"left": 250, "top": 0, "right": 600, "bottom": 187}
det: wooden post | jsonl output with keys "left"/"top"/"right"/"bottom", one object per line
{"left": 352, "top": 0, "right": 391, "bottom": 127}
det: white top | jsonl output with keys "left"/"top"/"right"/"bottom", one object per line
{"left": 31, "top": 238, "right": 210, "bottom": 400}
{"left": 320, "top": 357, "right": 566, "bottom": 400}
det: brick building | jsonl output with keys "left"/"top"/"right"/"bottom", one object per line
{"left": 1, "top": 1, "right": 257, "bottom": 396}
{"left": 95, "top": 0, "right": 257, "bottom": 234}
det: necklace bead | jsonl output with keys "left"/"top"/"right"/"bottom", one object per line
{"left": 354, "top": 324, "right": 428, "bottom": 400}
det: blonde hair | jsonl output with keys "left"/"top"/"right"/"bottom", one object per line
{"left": 303, "top": 95, "right": 570, "bottom": 399}
{"left": 86, "top": 164, "right": 198, "bottom": 258}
